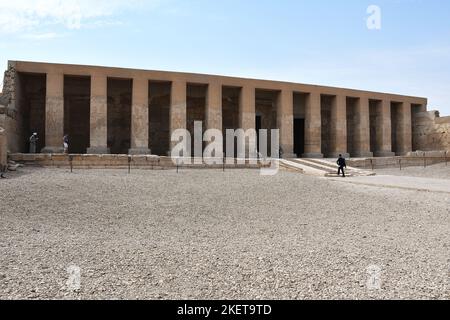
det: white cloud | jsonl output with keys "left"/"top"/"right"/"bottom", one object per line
{"left": 0, "top": 0, "right": 143, "bottom": 34}
{"left": 20, "top": 32, "right": 65, "bottom": 40}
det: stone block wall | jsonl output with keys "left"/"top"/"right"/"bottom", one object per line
{"left": 413, "top": 110, "right": 450, "bottom": 152}
{"left": 0, "top": 62, "right": 22, "bottom": 153}
{"left": 0, "top": 127, "right": 7, "bottom": 167}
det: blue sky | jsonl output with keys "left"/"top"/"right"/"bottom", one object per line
{"left": 1, "top": 0, "right": 450, "bottom": 115}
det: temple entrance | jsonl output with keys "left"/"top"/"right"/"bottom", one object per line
{"left": 294, "top": 118, "right": 305, "bottom": 157}
{"left": 149, "top": 81, "right": 171, "bottom": 156}
{"left": 107, "top": 78, "right": 132, "bottom": 154}
{"left": 64, "top": 76, "right": 90, "bottom": 154}
{"left": 17, "top": 72, "right": 46, "bottom": 153}
{"left": 293, "top": 92, "right": 307, "bottom": 158}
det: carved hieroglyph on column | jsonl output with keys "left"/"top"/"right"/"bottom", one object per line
{"left": 239, "top": 86, "right": 257, "bottom": 158}
{"left": 170, "top": 80, "right": 187, "bottom": 154}
{"left": 374, "top": 100, "right": 395, "bottom": 157}
{"left": 396, "top": 102, "right": 412, "bottom": 155}
{"left": 129, "top": 77, "right": 151, "bottom": 155}
{"left": 277, "top": 89, "right": 295, "bottom": 158}
{"left": 330, "top": 95, "right": 349, "bottom": 158}
{"left": 303, "top": 92, "right": 323, "bottom": 158}
{"left": 353, "top": 97, "right": 373, "bottom": 158}
{"left": 42, "top": 72, "right": 64, "bottom": 153}
{"left": 87, "top": 74, "right": 110, "bottom": 154}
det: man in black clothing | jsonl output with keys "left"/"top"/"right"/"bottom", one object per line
{"left": 337, "top": 154, "right": 347, "bottom": 177}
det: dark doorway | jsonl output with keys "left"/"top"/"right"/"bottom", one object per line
{"left": 64, "top": 76, "right": 91, "bottom": 154}
{"left": 17, "top": 73, "right": 46, "bottom": 153}
{"left": 294, "top": 118, "right": 305, "bottom": 157}
{"left": 107, "top": 78, "right": 132, "bottom": 154}
{"left": 256, "top": 115, "right": 262, "bottom": 152}
{"left": 149, "top": 81, "right": 171, "bottom": 156}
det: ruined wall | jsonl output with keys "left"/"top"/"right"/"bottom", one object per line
{"left": 413, "top": 110, "right": 450, "bottom": 151}
{"left": 0, "top": 62, "right": 23, "bottom": 153}
{"left": 0, "top": 127, "right": 7, "bottom": 167}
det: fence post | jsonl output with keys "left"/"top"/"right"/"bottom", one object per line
{"left": 399, "top": 158, "right": 402, "bottom": 171}
{"left": 128, "top": 155, "right": 132, "bottom": 174}
{"left": 370, "top": 159, "right": 374, "bottom": 171}
{"left": 423, "top": 152, "right": 426, "bottom": 168}
{"left": 446, "top": 151, "right": 448, "bottom": 166}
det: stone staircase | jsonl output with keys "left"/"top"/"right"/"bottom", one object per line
{"left": 284, "top": 158, "right": 376, "bottom": 177}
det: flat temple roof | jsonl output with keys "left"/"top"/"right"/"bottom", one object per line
{"left": 8, "top": 60, "right": 427, "bottom": 104}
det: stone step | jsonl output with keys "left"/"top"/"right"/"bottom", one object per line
{"left": 287, "top": 158, "right": 376, "bottom": 177}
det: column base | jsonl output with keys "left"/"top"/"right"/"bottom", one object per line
{"left": 329, "top": 152, "right": 350, "bottom": 159}
{"left": 128, "top": 147, "right": 151, "bottom": 155}
{"left": 351, "top": 151, "right": 374, "bottom": 158}
{"left": 87, "top": 146, "right": 110, "bottom": 154}
{"left": 302, "top": 153, "right": 324, "bottom": 159}
{"left": 41, "top": 147, "right": 64, "bottom": 154}
{"left": 281, "top": 153, "right": 297, "bottom": 159}
{"left": 374, "top": 151, "right": 395, "bottom": 157}
{"left": 395, "top": 150, "right": 411, "bottom": 156}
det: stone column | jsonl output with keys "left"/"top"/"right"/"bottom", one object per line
{"left": 277, "top": 89, "right": 296, "bottom": 158}
{"left": 353, "top": 97, "right": 373, "bottom": 158}
{"left": 330, "top": 95, "right": 349, "bottom": 158}
{"left": 87, "top": 74, "right": 110, "bottom": 154}
{"left": 303, "top": 92, "right": 323, "bottom": 158}
{"left": 239, "top": 86, "right": 255, "bottom": 131}
{"left": 129, "top": 77, "right": 151, "bottom": 155}
{"left": 239, "top": 86, "right": 257, "bottom": 158}
{"left": 374, "top": 100, "right": 395, "bottom": 157}
{"left": 42, "top": 73, "right": 64, "bottom": 153}
{"left": 397, "top": 102, "right": 412, "bottom": 155}
{"left": 170, "top": 80, "right": 187, "bottom": 153}
{"left": 206, "top": 82, "right": 222, "bottom": 131}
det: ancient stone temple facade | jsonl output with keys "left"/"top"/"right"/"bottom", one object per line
{"left": 0, "top": 60, "right": 433, "bottom": 158}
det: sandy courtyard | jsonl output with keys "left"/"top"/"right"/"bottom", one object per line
{"left": 1, "top": 167, "right": 449, "bottom": 300}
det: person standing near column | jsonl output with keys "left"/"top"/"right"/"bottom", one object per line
{"left": 63, "top": 134, "right": 69, "bottom": 154}
{"left": 29, "top": 133, "right": 38, "bottom": 154}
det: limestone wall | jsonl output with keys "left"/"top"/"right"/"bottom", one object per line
{"left": 413, "top": 110, "right": 450, "bottom": 152}
{"left": 0, "top": 62, "right": 24, "bottom": 153}
{"left": 0, "top": 127, "right": 6, "bottom": 167}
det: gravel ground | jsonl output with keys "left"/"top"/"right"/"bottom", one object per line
{"left": 375, "top": 163, "right": 450, "bottom": 179}
{"left": 1, "top": 167, "right": 449, "bottom": 300}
